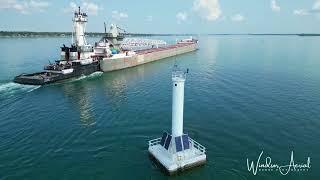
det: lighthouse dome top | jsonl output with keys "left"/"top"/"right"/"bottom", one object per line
{"left": 172, "top": 65, "right": 187, "bottom": 81}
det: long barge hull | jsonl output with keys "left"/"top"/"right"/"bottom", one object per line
{"left": 100, "top": 42, "right": 197, "bottom": 72}
{"left": 14, "top": 62, "right": 100, "bottom": 85}
{"left": 14, "top": 43, "right": 196, "bottom": 85}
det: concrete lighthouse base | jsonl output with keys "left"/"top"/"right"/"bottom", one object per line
{"left": 148, "top": 133, "right": 206, "bottom": 175}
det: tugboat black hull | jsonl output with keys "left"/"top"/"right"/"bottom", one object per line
{"left": 14, "top": 61, "right": 100, "bottom": 85}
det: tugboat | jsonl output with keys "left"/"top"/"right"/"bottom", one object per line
{"left": 14, "top": 7, "right": 100, "bottom": 85}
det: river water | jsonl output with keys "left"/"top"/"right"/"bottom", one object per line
{"left": 0, "top": 36, "right": 319, "bottom": 179}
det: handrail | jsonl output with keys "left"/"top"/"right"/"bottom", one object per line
{"left": 148, "top": 137, "right": 206, "bottom": 155}
{"left": 189, "top": 137, "right": 206, "bottom": 154}
{"left": 148, "top": 138, "right": 161, "bottom": 146}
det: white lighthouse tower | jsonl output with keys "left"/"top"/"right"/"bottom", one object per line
{"left": 148, "top": 65, "right": 206, "bottom": 175}
{"left": 171, "top": 66, "right": 185, "bottom": 138}
{"left": 73, "top": 6, "right": 88, "bottom": 47}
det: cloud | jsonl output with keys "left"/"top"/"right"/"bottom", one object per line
{"left": 66, "top": 2, "right": 77, "bottom": 12}
{"left": 176, "top": 12, "right": 188, "bottom": 24}
{"left": 82, "top": 2, "right": 99, "bottom": 15}
{"left": 313, "top": 0, "right": 320, "bottom": 10}
{"left": 0, "top": 0, "right": 49, "bottom": 14}
{"left": 64, "top": 1, "right": 101, "bottom": 15}
{"left": 0, "top": 0, "right": 15, "bottom": 9}
{"left": 29, "top": 0, "right": 48, "bottom": 10}
{"left": 311, "top": 0, "right": 320, "bottom": 13}
{"left": 146, "top": 15, "right": 153, "bottom": 22}
{"left": 112, "top": 10, "right": 128, "bottom": 20}
{"left": 193, "top": 0, "right": 222, "bottom": 21}
{"left": 293, "top": 0, "right": 320, "bottom": 16}
{"left": 271, "top": 0, "right": 280, "bottom": 12}
{"left": 231, "top": 14, "right": 245, "bottom": 22}
{"left": 293, "top": 9, "right": 309, "bottom": 16}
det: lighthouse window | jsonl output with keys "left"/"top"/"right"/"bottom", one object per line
{"left": 175, "top": 84, "right": 177, "bottom": 86}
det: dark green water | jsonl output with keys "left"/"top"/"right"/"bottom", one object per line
{"left": 0, "top": 36, "right": 320, "bottom": 180}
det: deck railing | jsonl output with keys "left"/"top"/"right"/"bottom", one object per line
{"left": 148, "top": 138, "right": 161, "bottom": 147}
{"left": 189, "top": 137, "right": 206, "bottom": 154}
{"left": 148, "top": 137, "right": 206, "bottom": 155}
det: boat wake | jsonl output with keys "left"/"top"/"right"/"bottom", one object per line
{"left": 70, "top": 71, "right": 104, "bottom": 82}
{"left": 71, "top": 75, "right": 87, "bottom": 82}
{"left": 0, "top": 82, "right": 40, "bottom": 99}
{"left": 87, "top": 71, "right": 103, "bottom": 79}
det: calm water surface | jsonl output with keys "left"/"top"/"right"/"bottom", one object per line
{"left": 0, "top": 36, "right": 320, "bottom": 180}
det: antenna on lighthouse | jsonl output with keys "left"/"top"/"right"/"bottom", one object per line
{"left": 148, "top": 65, "right": 207, "bottom": 175}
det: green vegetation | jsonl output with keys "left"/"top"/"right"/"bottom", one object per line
{"left": 0, "top": 31, "right": 104, "bottom": 38}
{"left": 0, "top": 31, "right": 195, "bottom": 38}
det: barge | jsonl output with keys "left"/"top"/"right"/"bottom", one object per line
{"left": 14, "top": 7, "right": 198, "bottom": 85}
{"left": 98, "top": 40, "right": 197, "bottom": 72}
{"left": 93, "top": 32, "right": 198, "bottom": 72}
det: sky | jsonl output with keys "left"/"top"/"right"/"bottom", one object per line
{"left": 1, "top": 0, "right": 320, "bottom": 34}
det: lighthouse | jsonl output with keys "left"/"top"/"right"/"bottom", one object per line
{"left": 148, "top": 65, "right": 207, "bottom": 175}
{"left": 171, "top": 66, "right": 185, "bottom": 138}
{"left": 73, "top": 6, "right": 88, "bottom": 47}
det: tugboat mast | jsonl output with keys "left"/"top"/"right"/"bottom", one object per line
{"left": 73, "top": 6, "right": 88, "bottom": 47}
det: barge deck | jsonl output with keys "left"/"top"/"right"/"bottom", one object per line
{"left": 99, "top": 42, "right": 197, "bottom": 72}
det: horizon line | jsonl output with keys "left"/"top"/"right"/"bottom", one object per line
{"left": 1, "top": 31, "right": 320, "bottom": 37}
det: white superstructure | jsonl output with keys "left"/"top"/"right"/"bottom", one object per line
{"left": 58, "top": 6, "right": 94, "bottom": 62}
{"left": 73, "top": 7, "right": 88, "bottom": 47}
{"left": 109, "top": 24, "right": 119, "bottom": 38}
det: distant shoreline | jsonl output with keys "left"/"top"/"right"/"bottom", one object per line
{"left": 206, "top": 33, "right": 320, "bottom": 36}
{"left": 0, "top": 31, "right": 194, "bottom": 38}
{"left": 0, "top": 31, "right": 320, "bottom": 37}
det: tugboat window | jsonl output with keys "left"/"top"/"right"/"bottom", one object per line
{"left": 175, "top": 84, "right": 177, "bottom": 86}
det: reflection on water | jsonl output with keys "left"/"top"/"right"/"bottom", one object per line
{"left": 58, "top": 72, "right": 104, "bottom": 126}
{"left": 201, "top": 36, "right": 219, "bottom": 64}
{"left": 100, "top": 62, "right": 167, "bottom": 107}
{"left": 58, "top": 66, "right": 153, "bottom": 126}
{"left": 1, "top": 36, "right": 320, "bottom": 179}
{"left": 105, "top": 76, "right": 128, "bottom": 103}
{"left": 61, "top": 81, "right": 96, "bottom": 126}
{"left": 78, "top": 96, "right": 95, "bottom": 126}
{"left": 198, "top": 37, "right": 219, "bottom": 79}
